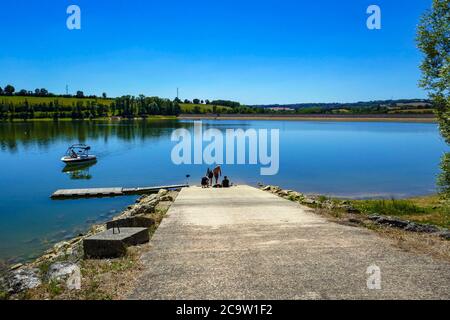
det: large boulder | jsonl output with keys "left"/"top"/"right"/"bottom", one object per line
{"left": 157, "top": 189, "right": 168, "bottom": 197}
{"left": 300, "top": 197, "right": 318, "bottom": 206}
{"left": 262, "top": 185, "right": 281, "bottom": 193}
{"left": 404, "top": 223, "right": 440, "bottom": 233}
{"left": 368, "top": 215, "right": 410, "bottom": 228}
{"left": 47, "top": 262, "right": 81, "bottom": 290}
{"left": 138, "top": 193, "right": 159, "bottom": 204}
{"left": 437, "top": 230, "right": 450, "bottom": 240}
{"left": 0, "top": 275, "right": 8, "bottom": 294}
{"left": 7, "top": 268, "right": 41, "bottom": 293}
{"left": 338, "top": 204, "right": 360, "bottom": 213}
{"left": 128, "top": 201, "right": 156, "bottom": 216}
{"left": 287, "top": 191, "right": 303, "bottom": 201}
{"left": 321, "top": 200, "right": 336, "bottom": 210}
{"left": 160, "top": 194, "right": 174, "bottom": 202}
{"left": 53, "top": 241, "right": 71, "bottom": 252}
{"left": 368, "top": 215, "right": 445, "bottom": 235}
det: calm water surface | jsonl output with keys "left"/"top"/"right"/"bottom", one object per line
{"left": 0, "top": 119, "right": 446, "bottom": 263}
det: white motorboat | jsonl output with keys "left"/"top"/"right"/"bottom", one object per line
{"left": 61, "top": 144, "right": 97, "bottom": 164}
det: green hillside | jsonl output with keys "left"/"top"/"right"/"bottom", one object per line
{"left": 0, "top": 96, "right": 115, "bottom": 107}
{"left": 180, "top": 103, "right": 232, "bottom": 113}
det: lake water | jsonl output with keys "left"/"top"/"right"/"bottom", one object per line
{"left": 0, "top": 119, "right": 447, "bottom": 264}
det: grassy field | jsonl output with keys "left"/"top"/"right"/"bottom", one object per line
{"left": 351, "top": 195, "right": 449, "bottom": 228}
{"left": 0, "top": 96, "right": 115, "bottom": 106}
{"left": 180, "top": 103, "right": 232, "bottom": 113}
{"left": 388, "top": 109, "right": 435, "bottom": 114}
{"left": 0, "top": 97, "right": 231, "bottom": 114}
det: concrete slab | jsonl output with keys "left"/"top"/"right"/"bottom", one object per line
{"left": 106, "top": 216, "right": 155, "bottom": 230}
{"left": 52, "top": 188, "right": 124, "bottom": 198}
{"left": 128, "top": 185, "right": 450, "bottom": 300}
{"left": 84, "top": 227, "right": 149, "bottom": 258}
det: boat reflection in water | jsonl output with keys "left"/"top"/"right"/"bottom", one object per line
{"left": 62, "top": 160, "right": 97, "bottom": 180}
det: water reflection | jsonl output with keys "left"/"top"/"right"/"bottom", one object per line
{"left": 62, "top": 160, "right": 97, "bottom": 180}
{"left": 0, "top": 119, "right": 446, "bottom": 264}
{"left": 0, "top": 119, "right": 191, "bottom": 153}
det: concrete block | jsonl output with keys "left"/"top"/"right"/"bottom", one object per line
{"left": 106, "top": 216, "right": 155, "bottom": 229}
{"left": 83, "top": 227, "right": 149, "bottom": 258}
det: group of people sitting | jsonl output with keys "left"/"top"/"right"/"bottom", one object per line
{"left": 201, "top": 165, "right": 231, "bottom": 188}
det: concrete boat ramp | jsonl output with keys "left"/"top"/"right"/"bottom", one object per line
{"left": 129, "top": 185, "right": 450, "bottom": 299}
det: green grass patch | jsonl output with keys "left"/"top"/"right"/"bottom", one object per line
{"left": 180, "top": 103, "right": 232, "bottom": 113}
{"left": 352, "top": 196, "right": 450, "bottom": 229}
{"left": 0, "top": 290, "right": 9, "bottom": 300}
{"left": 0, "top": 96, "right": 114, "bottom": 107}
{"left": 37, "top": 261, "right": 52, "bottom": 277}
{"left": 355, "top": 198, "right": 426, "bottom": 216}
{"left": 47, "top": 280, "right": 64, "bottom": 298}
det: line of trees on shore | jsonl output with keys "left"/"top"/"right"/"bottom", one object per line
{"left": 0, "top": 84, "right": 105, "bottom": 99}
{"left": 0, "top": 84, "right": 254, "bottom": 120}
{"left": 179, "top": 98, "right": 241, "bottom": 108}
{"left": 0, "top": 84, "right": 255, "bottom": 120}
{"left": 0, "top": 83, "right": 436, "bottom": 121}
{"left": 0, "top": 96, "right": 181, "bottom": 120}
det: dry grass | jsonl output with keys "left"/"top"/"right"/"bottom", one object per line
{"left": 313, "top": 207, "right": 450, "bottom": 263}
{"left": 27, "top": 247, "right": 144, "bottom": 300}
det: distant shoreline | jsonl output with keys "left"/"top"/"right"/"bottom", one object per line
{"left": 178, "top": 113, "right": 437, "bottom": 123}
{"left": 0, "top": 114, "right": 437, "bottom": 123}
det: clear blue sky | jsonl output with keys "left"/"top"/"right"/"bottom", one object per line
{"left": 0, "top": 0, "right": 431, "bottom": 104}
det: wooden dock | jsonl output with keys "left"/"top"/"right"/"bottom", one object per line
{"left": 51, "top": 184, "right": 188, "bottom": 199}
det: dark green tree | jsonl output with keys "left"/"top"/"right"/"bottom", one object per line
{"left": 4, "top": 84, "right": 15, "bottom": 96}
{"left": 173, "top": 102, "right": 181, "bottom": 115}
{"left": 8, "top": 103, "right": 15, "bottom": 120}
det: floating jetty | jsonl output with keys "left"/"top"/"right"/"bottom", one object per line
{"left": 51, "top": 184, "right": 188, "bottom": 199}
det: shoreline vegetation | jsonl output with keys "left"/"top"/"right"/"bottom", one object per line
{"left": 0, "top": 86, "right": 435, "bottom": 122}
{"left": 1, "top": 184, "right": 448, "bottom": 300}
{"left": 178, "top": 113, "right": 437, "bottom": 122}
{"left": 0, "top": 113, "right": 437, "bottom": 123}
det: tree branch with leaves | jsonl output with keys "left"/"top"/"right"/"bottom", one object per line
{"left": 417, "top": 0, "right": 450, "bottom": 197}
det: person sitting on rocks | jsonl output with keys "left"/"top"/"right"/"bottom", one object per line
{"left": 222, "top": 176, "right": 230, "bottom": 188}
{"left": 201, "top": 176, "right": 209, "bottom": 188}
